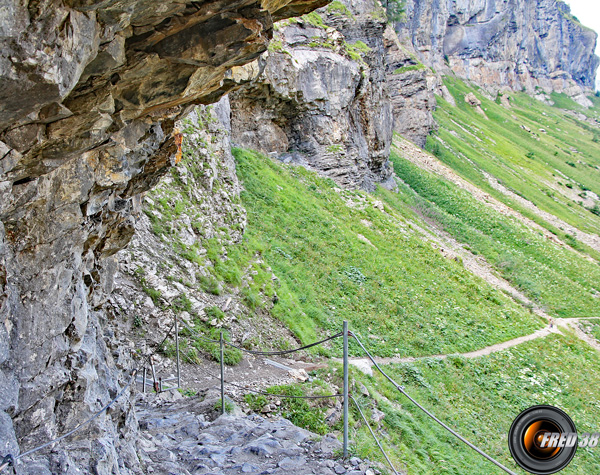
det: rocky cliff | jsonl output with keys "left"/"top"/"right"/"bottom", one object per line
{"left": 399, "top": 0, "right": 600, "bottom": 106}
{"left": 0, "top": 0, "right": 326, "bottom": 472}
{"left": 229, "top": 0, "right": 395, "bottom": 191}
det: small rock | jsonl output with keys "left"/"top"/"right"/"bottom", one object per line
{"left": 371, "top": 408, "right": 385, "bottom": 423}
{"left": 350, "top": 359, "right": 373, "bottom": 377}
{"left": 242, "top": 462, "right": 259, "bottom": 473}
{"left": 290, "top": 368, "right": 309, "bottom": 382}
{"left": 464, "top": 92, "right": 481, "bottom": 107}
{"left": 334, "top": 464, "right": 346, "bottom": 474}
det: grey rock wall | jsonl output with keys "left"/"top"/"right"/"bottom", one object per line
{"left": 230, "top": 0, "right": 395, "bottom": 191}
{"left": 0, "top": 0, "right": 326, "bottom": 472}
{"left": 383, "top": 26, "right": 455, "bottom": 147}
{"left": 399, "top": 0, "right": 599, "bottom": 105}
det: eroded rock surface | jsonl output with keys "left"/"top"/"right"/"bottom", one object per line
{"left": 0, "top": 0, "right": 326, "bottom": 472}
{"left": 383, "top": 26, "right": 453, "bottom": 147}
{"left": 230, "top": 0, "right": 395, "bottom": 191}
{"left": 135, "top": 389, "right": 379, "bottom": 475}
{"left": 399, "top": 0, "right": 600, "bottom": 105}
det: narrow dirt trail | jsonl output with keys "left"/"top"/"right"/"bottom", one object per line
{"left": 348, "top": 318, "right": 600, "bottom": 371}
{"left": 349, "top": 326, "right": 558, "bottom": 368}
{"left": 557, "top": 318, "right": 600, "bottom": 352}
{"left": 392, "top": 138, "right": 600, "bottom": 259}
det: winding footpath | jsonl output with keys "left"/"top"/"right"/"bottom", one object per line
{"left": 347, "top": 318, "right": 600, "bottom": 371}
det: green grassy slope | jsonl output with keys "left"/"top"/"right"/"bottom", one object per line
{"left": 344, "top": 332, "right": 600, "bottom": 475}
{"left": 385, "top": 152, "right": 600, "bottom": 318}
{"left": 382, "top": 78, "right": 600, "bottom": 319}
{"left": 229, "top": 148, "right": 600, "bottom": 475}
{"left": 427, "top": 78, "right": 600, "bottom": 242}
{"left": 233, "top": 148, "right": 542, "bottom": 357}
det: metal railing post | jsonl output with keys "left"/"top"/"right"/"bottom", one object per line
{"left": 220, "top": 331, "right": 225, "bottom": 415}
{"left": 175, "top": 315, "right": 181, "bottom": 388}
{"left": 343, "top": 320, "right": 349, "bottom": 458}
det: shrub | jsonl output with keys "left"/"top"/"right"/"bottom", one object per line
{"left": 205, "top": 306, "right": 226, "bottom": 321}
{"left": 198, "top": 274, "right": 222, "bottom": 295}
{"left": 382, "top": 0, "right": 405, "bottom": 23}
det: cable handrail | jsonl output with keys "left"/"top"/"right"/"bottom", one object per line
{"left": 350, "top": 331, "right": 519, "bottom": 475}
{"left": 177, "top": 315, "right": 343, "bottom": 356}
{"left": 223, "top": 332, "right": 343, "bottom": 356}
{"left": 1, "top": 319, "right": 523, "bottom": 475}
{"left": 351, "top": 395, "right": 399, "bottom": 475}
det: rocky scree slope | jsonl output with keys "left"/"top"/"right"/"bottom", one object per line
{"left": 399, "top": 0, "right": 600, "bottom": 106}
{"left": 136, "top": 389, "right": 380, "bottom": 475}
{"left": 0, "top": 0, "right": 328, "bottom": 473}
{"left": 112, "top": 98, "right": 306, "bottom": 387}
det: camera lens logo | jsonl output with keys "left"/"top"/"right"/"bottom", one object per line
{"left": 508, "top": 405, "right": 578, "bottom": 474}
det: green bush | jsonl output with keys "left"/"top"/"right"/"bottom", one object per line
{"left": 198, "top": 273, "right": 222, "bottom": 295}
{"left": 205, "top": 306, "right": 226, "bottom": 321}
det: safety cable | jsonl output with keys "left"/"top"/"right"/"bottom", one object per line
{"left": 0, "top": 369, "right": 138, "bottom": 473}
{"left": 350, "top": 395, "right": 399, "bottom": 475}
{"left": 156, "top": 319, "right": 177, "bottom": 351}
{"left": 176, "top": 318, "right": 224, "bottom": 344}
{"left": 350, "top": 332, "right": 519, "bottom": 475}
{"left": 223, "top": 332, "right": 343, "bottom": 356}
{"left": 177, "top": 315, "right": 342, "bottom": 356}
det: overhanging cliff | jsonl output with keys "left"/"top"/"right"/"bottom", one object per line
{"left": 0, "top": 1, "right": 326, "bottom": 472}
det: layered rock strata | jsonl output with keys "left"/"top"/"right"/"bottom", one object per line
{"left": 230, "top": 0, "right": 395, "bottom": 191}
{"left": 0, "top": 0, "right": 325, "bottom": 472}
{"left": 399, "top": 0, "right": 600, "bottom": 106}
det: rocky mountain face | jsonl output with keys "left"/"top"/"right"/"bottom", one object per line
{"left": 112, "top": 98, "right": 302, "bottom": 379}
{"left": 383, "top": 25, "right": 458, "bottom": 147}
{"left": 0, "top": 0, "right": 326, "bottom": 472}
{"left": 1, "top": 0, "right": 599, "bottom": 472}
{"left": 230, "top": 0, "right": 396, "bottom": 191}
{"left": 399, "top": 0, "right": 600, "bottom": 106}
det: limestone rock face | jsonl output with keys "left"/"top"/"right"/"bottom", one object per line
{"left": 230, "top": 0, "right": 395, "bottom": 191}
{"left": 0, "top": 0, "right": 325, "bottom": 472}
{"left": 383, "top": 26, "right": 447, "bottom": 147}
{"left": 399, "top": 0, "right": 600, "bottom": 105}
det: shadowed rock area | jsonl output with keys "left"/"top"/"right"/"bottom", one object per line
{"left": 0, "top": 0, "right": 327, "bottom": 472}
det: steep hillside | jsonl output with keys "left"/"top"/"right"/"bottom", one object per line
{"left": 223, "top": 143, "right": 600, "bottom": 474}
{"left": 1, "top": 0, "right": 600, "bottom": 473}
{"left": 0, "top": 0, "right": 328, "bottom": 472}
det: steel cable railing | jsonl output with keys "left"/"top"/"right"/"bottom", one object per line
{"left": 350, "top": 394, "right": 399, "bottom": 475}
{"left": 1, "top": 318, "right": 522, "bottom": 475}
{"left": 350, "top": 331, "right": 519, "bottom": 475}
